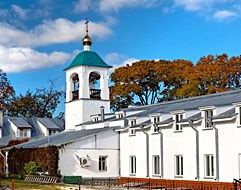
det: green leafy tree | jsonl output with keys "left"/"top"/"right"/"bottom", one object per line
{"left": 9, "top": 81, "right": 64, "bottom": 118}
{"left": 0, "top": 69, "right": 15, "bottom": 112}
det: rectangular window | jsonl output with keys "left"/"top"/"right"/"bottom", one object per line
{"left": 153, "top": 155, "right": 160, "bottom": 175}
{"left": 19, "top": 129, "right": 29, "bottom": 138}
{"left": 175, "top": 114, "right": 183, "bottom": 131}
{"left": 99, "top": 156, "right": 107, "bottom": 171}
{"left": 205, "top": 110, "right": 213, "bottom": 128}
{"left": 129, "top": 128, "right": 136, "bottom": 136}
{"left": 204, "top": 154, "right": 214, "bottom": 177}
{"left": 174, "top": 155, "right": 183, "bottom": 177}
{"left": 130, "top": 156, "right": 136, "bottom": 175}
{"left": 153, "top": 126, "right": 159, "bottom": 133}
{"left": 130, "top": 120, "right": 136, "bottom": 127}
{"left": 153, "top": 116, "right": 160, "bottom": 124}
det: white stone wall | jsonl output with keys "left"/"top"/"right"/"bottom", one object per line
{"left": 65, "top": 65, "right": 110, "bottom": 131}
{"left": 119, "top": 105, "right": 241, "bottom": 182}
{"left": 59, "top": 129, "right": 120, "bottom": 177}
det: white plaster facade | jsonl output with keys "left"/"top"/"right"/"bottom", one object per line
{"left": 65, "top": 63, "right": 110, "bottom": 131}
{"left": 117, "top": 103, "right": 241, "bottom": 182}
{"left": 59, "top": 128, "right": 119, "bottom": 177}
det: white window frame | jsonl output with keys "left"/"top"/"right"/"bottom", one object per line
{"left": 174, "top": 155, "right": 183, "bottom": 177}
{"left": 204, "top": 154, "right": 214, "bottom": 178}
{"left": 18, "top": 129, "right": 30, "bottom": 138}
{"left": 130, "top": 119, "right": 136, "bottom": 127}
{"left": 129, "top": 156, "right": 136, "bottom": 175}
{"left": 99, "top": 156, "right": 107, "bottom": 172}
{"left": 153, "top": 116, "right": 160, "bottom": 124}
{"left": 129, "top": 128, "right": 136, "bottom": 136}
{"left": 205, "top": 110, "right": 213, "bottom": 128}
{"left": 175, "top": 114, "right": 183, "bottom": 131}
{"left": 152, "top": 155, "right": 160, "bottom": 176}
{"left": 153, "top": 125, "right": 159, "bottom": 133}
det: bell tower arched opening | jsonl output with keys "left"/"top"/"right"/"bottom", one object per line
{"left": 71, "top": 73, "right": 79, "bottom": 101}
{"left": 89, "top": 71, "right": 101, "bottom": 99}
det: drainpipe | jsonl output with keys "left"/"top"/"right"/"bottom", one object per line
{"left": 140, "top": 126, "right": 149, "bottom": 177}
{"left": 155, "top": 124, "right": 164, "bottom": 178}
{"left": 0, "top": 150, "right": 5, "bottom": 174}
{"left": 213, "top": 125, "right": 219, "bottom": 181}
{"left": 189, "top": 120, "right": 200, "bottom": 180}
{"left": 5, "top": 150, "right": 8, "bottom": 177}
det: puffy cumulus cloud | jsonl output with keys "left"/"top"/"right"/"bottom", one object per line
{"left": 213, "top": 10, "right": 237, "bottom": 20}
{"left": 74, "top": 0, "right": 159, "bottom": 13}
{"left": 105, "top": 52, "right": 139, "bottom": 72}
{"left": 0, "top": 18, "right": 112, "bottom": 47}
{"left": 0, "top": 45, "right": 71, "bottom": 73}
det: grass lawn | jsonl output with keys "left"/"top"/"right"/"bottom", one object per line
{"left": 0, "top": 178, "right": 66, "bottom": 190}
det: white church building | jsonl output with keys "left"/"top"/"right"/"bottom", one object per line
{"left": 3, "top": 21, "right": 241, "bottom": 185}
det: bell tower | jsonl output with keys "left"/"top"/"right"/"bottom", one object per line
{"left": 65, "top": 20, "right": 112, "bottom": 130}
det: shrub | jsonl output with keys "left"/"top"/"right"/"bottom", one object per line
{"left": 24, "top": 161, "right": 45, "bottom": 175}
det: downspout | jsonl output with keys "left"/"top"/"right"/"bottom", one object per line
{"left": 155, "top": 124, "right": 164, "bottom": 178}
{"left": 5, "top": 150, "right": 8, "bottom": 177}
{"left": 140, "top": 126, "right": 149, "bottom": 177}
{"left": 0, "top": 150, "right": 5, "bottom": 174}
{"left": 213, "top": 125, "right": 219, "bottom": 181}
{"left": 118, "top": 131, "right": 121, "bottom": 177}
{"left": 189, "top": 120, "right": 200, "bottom": 180}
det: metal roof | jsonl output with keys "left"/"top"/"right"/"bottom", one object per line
{"left": 0, "top": 117, "right": 65, "bottom": 147}
{"left": 14, "top": 127, "right": 116, "bottom": 149}
{"left": 8, "top": 117, "right": 32, "bottom": 129}
{"left": 122, "top": 89, "right": 241, "bottom": 113}
{"left": 37, "top": 118, "right": 60, "bottom": 129}
{"left": 212, "top": 108, "right": 237, "bottom": 119}
{"left": 64, "top": 51, "right": 112, "bottom": 71}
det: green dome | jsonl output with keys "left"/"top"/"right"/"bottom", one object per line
{"left": 64, "top": 51, "right": 112, "bottom": 71}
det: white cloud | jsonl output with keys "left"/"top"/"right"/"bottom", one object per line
{"left": 99, "top": 0, "right": 158, "bottom": 12}
{"left": 73, "top": 0, "right": 159, "bottom": 13}
{"left": 213, "top": 10, "right": 237, "bottom": 20}
{"left": 0, "top": 45, "right": 71, "bottom": 73}
{"left": 74, "top": 0, "right": 92, "bottom": 12}
{"left": 173, "top": 0, "right": 213, "bottom": 11}
{"left": 105, "top": 52, "right": 139, "bottom": 72}
{"left": 0, "top": 18, "right": 112, "bottom": 47}
{"left": 11, "top": 4, "right": 28, "bottom": 20}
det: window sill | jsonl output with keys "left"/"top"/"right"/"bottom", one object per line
{"left": 173, "top": 130, "right": 183, "bottom": 133}
{"left": 152, "top": 174, "right": 161, "bottom": 177}
{"left": 129, "top": 134, "right": 136, "bottom": 137}
{"left": 129, "top": 174, "right": 136, "bottom": 176}
{"left": 237, "top": 125, "right": 241, "bottom": 128}
{"left": 174, "top": 175, "right": 183, "bottom": 178}
{"left": 204, "top": 176, "right": 215, "bottom": 179}
{"left": 202, "top": 127, "right": 213, "bottom": 131}
{"left": 151, "top": 132, "right": 159, "bottom": 135}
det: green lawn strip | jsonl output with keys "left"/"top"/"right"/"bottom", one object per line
{"left": 0, "top": 178, "right": 64, "bottom": 190}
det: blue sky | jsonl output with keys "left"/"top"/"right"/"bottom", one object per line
{"left": 2, "top": 0, "right": 241, "bottom": 115}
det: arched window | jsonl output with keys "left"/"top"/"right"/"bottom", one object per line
{"left": 71, "top": 73, "right": 79, "bottom": 100}
{"left": 89, "top": 72, "right": 101, "bottom": 99}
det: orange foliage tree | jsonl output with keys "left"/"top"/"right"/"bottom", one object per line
{"left": 111, "top": 54, "right": 241, "bottom": 110}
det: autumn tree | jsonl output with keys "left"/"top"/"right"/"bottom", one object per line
{"left": 0, "top": 69, "right": 15, "bottom": 112}
{"left": 9, "top": 81, "right": 64, "bottom": 118}
{"left": 111, "top": 60, "right": 165, "bottom": 110}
